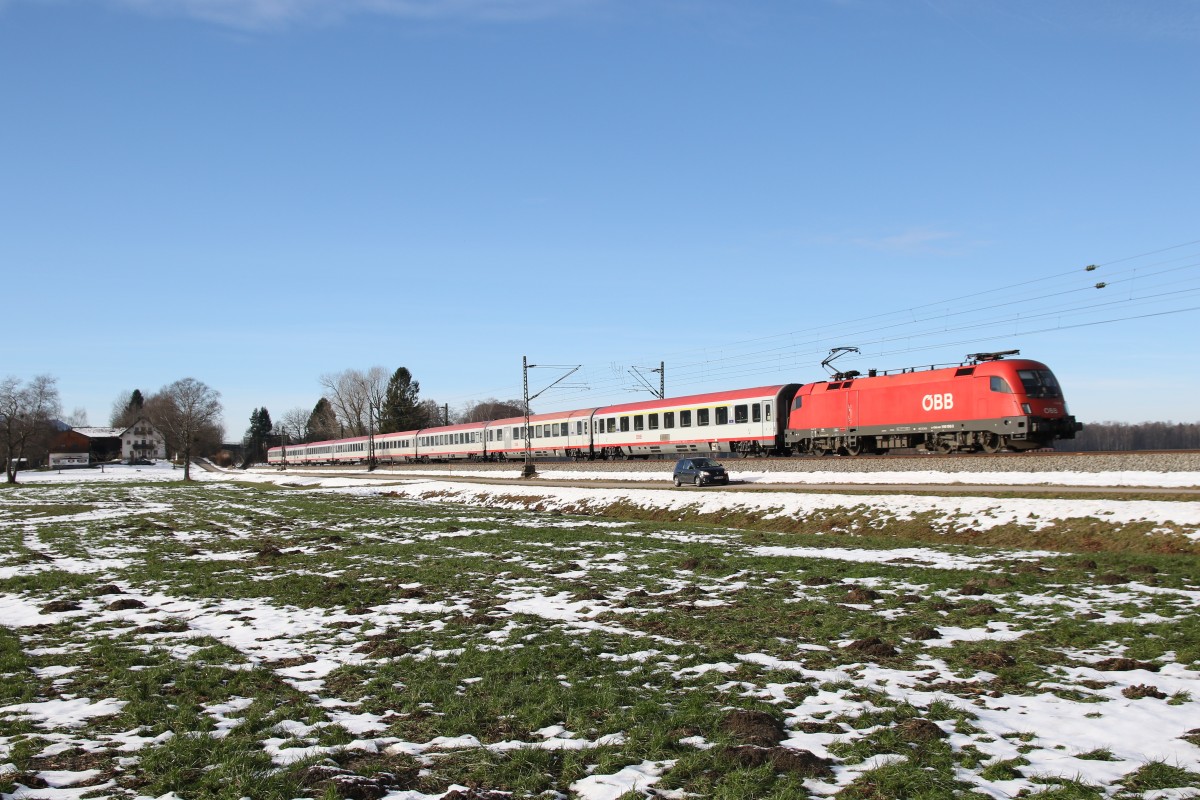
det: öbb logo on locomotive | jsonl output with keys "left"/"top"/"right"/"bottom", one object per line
{"left": 267, "top": 349, "right": 1084, "bottom": 465}
{"left": 921, "top": 393, "right": 954, "bottom": 412}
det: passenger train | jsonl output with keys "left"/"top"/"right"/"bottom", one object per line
{"left": 266, "top": 351, "right": 1081, "bottom": 466}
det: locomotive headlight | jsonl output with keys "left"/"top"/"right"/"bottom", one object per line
{"left": 1021, "top": 403, "right": 1032, "bottom": 414}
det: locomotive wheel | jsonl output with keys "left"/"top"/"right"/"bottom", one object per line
{"left": 843, "top": 442, "right": 862, "bottom": 456}
{"left": 980, "top": 433, "right": 1003, "bottom": 454}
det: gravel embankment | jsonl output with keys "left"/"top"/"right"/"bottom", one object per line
{"left": 345, "top": 451, "right": 1200, "bottom": 477}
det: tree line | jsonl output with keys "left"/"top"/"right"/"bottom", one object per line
{"left": 1054, "top": 421, "right": 1200, "bottom": 452}
{"left": 242, "top": 366, "right": 524, "bottom": 463}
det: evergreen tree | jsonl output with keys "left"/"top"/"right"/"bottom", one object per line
{"left": 306, "top": 398, "right": 339, "bottom": 441}
{"left": 379, "top": 368, "right": 424, "bottom": 433}
{"left": 112, "top": 389, "right": 146, "bottom": 428}
{"left": 245, "top": 407, "right": 273, "bottom": 464}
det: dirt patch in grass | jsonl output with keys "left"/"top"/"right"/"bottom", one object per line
{"left": 720, "top": 709, "right": 785, "bottom": 746}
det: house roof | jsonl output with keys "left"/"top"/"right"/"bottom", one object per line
{"left": 73, "top": 427, "right": 124, "bottom": 439}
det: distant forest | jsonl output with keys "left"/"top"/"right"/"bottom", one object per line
{"left": 1056, "top": 421, "right": 1200, "bottom": 451}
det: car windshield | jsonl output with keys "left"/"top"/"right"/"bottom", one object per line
{"left": 1017, "top": 369, "right": 1062, "bottom": 399}
{"left": 691, "top": 458, "right": 717, "bottom": 467}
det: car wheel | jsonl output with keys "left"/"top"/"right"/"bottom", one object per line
{"left": 694, "top": 474, "right": 703, "bottom": 487}
{"left": 673, "top": 477, "right": 681, "bottom": 487}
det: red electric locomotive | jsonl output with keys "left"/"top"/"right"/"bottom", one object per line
{"left": 783, "top": 350, "right": 1081, "bottom": 455}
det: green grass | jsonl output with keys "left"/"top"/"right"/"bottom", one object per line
{"left": 0, "top": 479, "right": 1197, "bottom": 798}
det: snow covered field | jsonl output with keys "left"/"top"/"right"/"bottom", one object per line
{"left": 1, "top": 464, "right": 1198, "bottom": 799}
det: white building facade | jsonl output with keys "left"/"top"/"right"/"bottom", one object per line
{"left": 121, "top": 419, "right": 167, "bottom": 461}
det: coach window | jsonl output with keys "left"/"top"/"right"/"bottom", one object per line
{"left": 607, "top": 418, "right": 617, "bottom": 433}
{"left": 664, "top": 411, "right": 674, "bottom": 428}
{"left": 765, "top": 404, "right": 772, "bottom": 420}
{"left": 535, "top": 426, "right": 542, "bottom": 438}
{"left": 734, "top": 404, "right": 748, "bottom": 424}
{"left": 634, "top": 415, "right": 644, "bottom": 431}
{"left": 697, "top": 408, "right": 710, "bottom": 426}
{"left": 680, "top": 410, "right": 692, "bottom": 427}
{"left": 648, "top": 413, "right": 659, "bottom": 430}
{"left": 620, "top": 416, "right": 630, "bottom": 432}
{"left": 990, "top": 376, "right": 1013, "bottom": 393}
{"left": 716, "top": 407, "right": 729, "bottom": 425}
{"left": 752, "top": 403, "right": 762, "bottom": 422}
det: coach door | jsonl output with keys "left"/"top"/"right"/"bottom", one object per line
{"left": 846, "top": 390, "right": 860, "bottom": 431}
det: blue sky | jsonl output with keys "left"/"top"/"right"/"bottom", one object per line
{"left": 3, "top": 0, "right": 1199, "bottom": 438}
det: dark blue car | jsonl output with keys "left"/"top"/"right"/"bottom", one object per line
{"left": 673, "top": 457, "right": 729, "bottom": 487}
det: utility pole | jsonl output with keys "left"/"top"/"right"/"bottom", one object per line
{"left": 523, "top": 355, "right": 532, "bottom": 479}
{"left": 367, "top": 400, "right": 377, "bottom": 471}
{"left": 522, "top": 356, "right": 583, "bottom": 479}
{"left": 629, "top": 361, "right": 665, "bottom": 399}
{"left": 443, "top": 403, "right": 450, "bottom": 427}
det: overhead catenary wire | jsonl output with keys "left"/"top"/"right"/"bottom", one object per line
{"left": 436, "top": 238, "right": 1200, "bottom": 411}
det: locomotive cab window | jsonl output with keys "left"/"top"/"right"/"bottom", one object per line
{"left": 1018, "top": 369, "right": 1063, "bottom": 399}
{"left": 990, "top": 376, "right": 1013, "bottom": 393}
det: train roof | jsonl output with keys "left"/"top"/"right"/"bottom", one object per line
{"left": 596, "top": 384, "right": 798, "bottom": 415}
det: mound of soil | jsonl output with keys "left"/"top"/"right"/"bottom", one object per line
{"left": 967, "top": 650, "right": 1015, "bottom": 670}
{"left": 40, "top": 599, "right": 80, "bottom": 613}
{"left": 721, "top": 709, "right": 786, "bottom": 747}
{"left": 958, "top": 584, "right": 986, "bottom": 596}
{"left": 966, "top": 602, "right": 998, "bottom": 617}
{"left": 107, "top": 598, "right": 146, "bottom": 610}
{"left": 1097, "top": 573, "right": 1130, "bottom": 585}
{"left": 847, "top": 637, "right": 898, "bottom": 658}
{"left": 723, "top": 745, "right": 833, "bottom": 778}
{"left": 911, "top": 626, "right": 942, "bottom": 640}
{"left": 843, "top": 587, "right": 881, "bottom": 603}
{"left": 1123, "top": 684, "right": 1167, "bottom": 700}
{"left": 802, "top": 576, "right": 837, "bottom": 586}
{"left": 896, "top": 718, "right": 947, "bottom": 742}
{"left": 94, "top": 584, "right": 123, "bottom": 595}
{"left": 1094, "top": 657, "right": 1160, "bottom": 673}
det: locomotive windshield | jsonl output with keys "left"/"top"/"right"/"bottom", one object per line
{"left": 1017, "top": 369, "right": 1062, "bottom": 399}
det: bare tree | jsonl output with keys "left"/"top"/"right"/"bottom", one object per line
{"left": 418, "top": 398, "right": 446, "bottom": 427}
{"left": 318, "top": 369, "right": 369, "bottom": 436}
{"left": 280, "top": 407, "right": 311, "bottom": 444}
{"left": 66, "top": 407, "right": 89, "bottom": 427}
{"left": 145, "top": 378, "right": 223, "bottom": 481}
{"left": 458, "top": 398, "right": 526, "bottom": 424}
{"left": 318, "top": 367, "right": 389, "bottom": 438}
{"left": 1, "top": 375, "right": 62, "bottom": 484}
